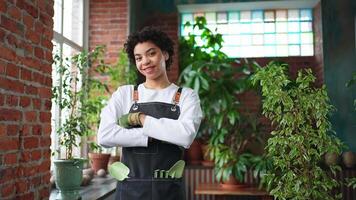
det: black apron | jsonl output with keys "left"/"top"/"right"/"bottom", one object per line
{"left": 115, "top": 85, "right": 185, "bottom": 200}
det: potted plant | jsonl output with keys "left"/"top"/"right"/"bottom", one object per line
{"left": 85, "top": 49, "right": 137, "bottom": 171}
{"left": 52, "top": 46, "right": 107, "bottom": 199}
{"left": 252, "top": 62, "right": 344, "bottom": 199}
{"left": 179, "top": 17, "right": 266, "bottom": 185}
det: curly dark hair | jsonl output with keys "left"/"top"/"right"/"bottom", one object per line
{"left": 124, "top": 26, "right": 174, "bottom": 70}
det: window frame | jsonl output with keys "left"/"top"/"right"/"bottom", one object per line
{"left": 177, "top": 0, "right": 320, "bottom": 58}
{"left": 51, "top": 0, "right": 89, "bottom": 160}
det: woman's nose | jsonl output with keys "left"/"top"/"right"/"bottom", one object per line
{"left": 142, "top": 56, "right": 150, "bottom": 65}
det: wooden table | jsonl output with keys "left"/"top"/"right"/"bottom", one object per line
{"left": 195, "top": 183, "right": 273, "bottom": 200}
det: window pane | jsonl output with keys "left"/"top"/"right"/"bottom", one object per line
{"left": 63, "top": 0, "right": 83, "bottom": 46}
{"left": 180, "top": 8, "right": 314, "bottom": 57}
{"left": 182, "top": 13, "right": 193, "bottom": 25}
{"left": 228, "top": 12, "right": 239, "bottom": 23}
{"left": 301, "top": 9, "right": 312, "bottom": 21}
{"left": 53, "top": 0, "right": 62, "bottom": 33}
{"left": 205, "top": 12, "right": 216, "bottom": 24}
{"left": 240, "top": 11, "right": 251, "bottom": 22}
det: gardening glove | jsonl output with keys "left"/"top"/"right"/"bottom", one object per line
{"left": 118, "top": 112, "right": 143, "bottom": 128}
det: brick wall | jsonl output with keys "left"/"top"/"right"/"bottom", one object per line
{"left": 0, "top": 0, "right": 54, "bottom": 199}
{"left": 89, "top": 0, "right": 128, "bottom": 65}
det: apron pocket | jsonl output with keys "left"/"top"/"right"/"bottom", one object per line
{"left": 152, "top": 178, "right": 185, "bottom": 200}
{"left": 115, "top": 179, "right": 151, "bottom": 200}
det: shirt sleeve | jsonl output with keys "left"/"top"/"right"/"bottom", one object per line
{"left": 142, "top": 89, "right": 203, "bottom": 149}
{"left": 97, "top": 87, "right": 148, "bottom": 148}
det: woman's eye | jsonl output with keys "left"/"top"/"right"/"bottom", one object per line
{"left": 135, "top": 57, "right": 142, "bottom": 62}
{"left": 148, "top": 51, "right": 156, "bottom": 57}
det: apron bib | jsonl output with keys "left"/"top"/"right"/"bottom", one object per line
{"left": 115, "top": 86, "right": 185, "bottom": 200}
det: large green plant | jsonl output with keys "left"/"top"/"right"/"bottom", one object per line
{"left": 252, "top": 62, "right": 343, "bottom": 199}
{"left": 52, "top": 46, "right": 107, "bottom": 159}
{"left": 179, "top": 17, "right": 264, "bottom": 182}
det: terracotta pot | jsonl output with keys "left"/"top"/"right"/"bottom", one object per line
{"left": 342, "top": 151, "right": 355, "bottom": 168}
{"left": 201, "top": 144, "right": 214, "bottom": 167}
{"left": 185, "top": 139, "right": 203, "bottom": 165}
{"left": 88, "top": 153, "right": 111, "bottom": 173}
{"left": 108, "top": 155, "right": 121, "bottom": 166}
{"left": 220, "top": 175, "right": 247, "bottom": 190}
{"left": 324, "top": 152, "right": 339, "bottom": 166}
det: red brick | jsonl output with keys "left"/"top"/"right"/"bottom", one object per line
{"left": 0, "top": 108, "right": 22, "bottom": 121}
{"left": 0, "top": 167, "right": 15, "bottom": 184}
{"left": 6, "top": 63, "right": 19, "bottom": 78}
{"left": 25, "top": 111, "right": 37, "bottom": 122}
{"left": 32, "top": 125, "right": 41, "bottom": 135}
{"left": 21, "top": 124, "right": 31, "bottom": 136}
{"left": 15, "top": 180, "right": 28, "bottom": 193}
{"left": 7, "top": 5, "right": 22, "bottom": 21}
{"left": 1, "top": 183, "right": 15, "bottom": 197}
{"left": 32, "top": 72, "right": 44, "bottom": 84}
{"left": 32, "top": 98, "right": 41, "bottom": 109}
{"left": 23, "top": 13, "right": 34, "bottom": 29}
{"left": 0, "top": 15, "right": 24, "bottom": 36}
{"left": 40, "top": 12, "right": 53, "bottom": 27}
{"left": 6, "top": 94, "right": 19, "bottom": 106}
{"left": 31, "top": 150, "right": 42, "bottom": 160}
{"left": 0, "top": 60, "right": 6, "bottom": 74}
{"left": 31, "top": 176, "right": 41, "bottom": 186}
{"left": 24, "top": 137, "right": 39, "bottom": 149}
{"left": 39, "top": 186, "right": 50, "bottom": 199}
{"left": 42, "top": 149, "right": 51, "bottom": 159}
{"left": 39, "top": 112, "right": 51, "bottom": 123}
{"left": 17, "top": 192, "right": 34, "bottom": 200}
{"left": 34, "top": 47, "right": 44, "bottom": 59}
{"left": 0, "top": 1, "right": 7, "bottom": 13}
{"left": 25, "top": 29, "right": 40, "bottom": 44}
{"left": 0, "top": 77, "right": 25, "bottom": 93}
{"left": 0, "top": 124, "right": 5, "bottom": 136}
{"left": 43, "top": 100, "right": 51, "bottom": 110}
{"left": 25, "top": 85, "right": 38, "bottom": 95}
{"left": 4, "top": 153, "right": 18, "bottom": 165}
{"left": 41, "top": 36, "right": 53, "bottom": 50}
{"left": 0, "top": 138, "right": 19, "bottom": 151}
{"left": 38, "top": 160, "right": 50, "bottom": 172}
{"left": 40, "top": 137, "right": 51, "bottom": 147}
{"left": 38, "top": 87, "right": 51, "bottom": 98}
{"left": 6, "top": 33, "right": 19, "bottom": 48}
{"left": 0, "top": 45, "right": 16, "bottom": 61}
{"left": 20, "top": 151, "right": 31, "bottom": 162}
{"left": 7, "top": 124, "right": 19, "bottom": 136}
{"left": 0, "top": 95, "right": 3, "bottom": 106}
{"left": 17, "top": 0, "right": 38, "bottom": 18}
{"left": 20, "top": 96, "right": 31, "bottom": 107}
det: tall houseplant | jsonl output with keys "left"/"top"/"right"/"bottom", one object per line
{"left": 252, "top": 62, "right": 343, "bottom": 199}
{"left": 86, "top": 49, "right": 137, "bottom": 172}
{"left": 52, "top": 46, "right": 106, "bottom": 199}
{"left": 179, "top": 17, "right": 264, "bottom": 183}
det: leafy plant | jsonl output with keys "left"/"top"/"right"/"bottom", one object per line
{"left": 85, "top": 49, "right": 137, "bottom": 153}
{"left": 52, "top": 46, "right": 107, "bottom": 159}
{"left": 252, "top": 62, "right": 344, "bottom": 200}
{"left": 179, "top": 16, "right": 264, "bottom": 182}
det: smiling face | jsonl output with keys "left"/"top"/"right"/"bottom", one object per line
{"left": 134, "top": 41, "right": 169, "bottom": 81}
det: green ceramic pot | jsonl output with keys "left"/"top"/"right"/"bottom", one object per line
{"left": 54, "top": 159, "right": 84, "bottom": 200}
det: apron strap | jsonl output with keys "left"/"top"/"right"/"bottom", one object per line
{"left": 171, "top": 87, "right": 182, "bottom": 112}
{"left": 132, "top": 85, "right": 139, "bottom": 110}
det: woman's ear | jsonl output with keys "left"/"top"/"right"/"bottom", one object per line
{"left": 163, "top": 51, "right": 169, "bottom": 61}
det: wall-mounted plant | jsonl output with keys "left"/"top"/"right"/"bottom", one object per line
{"left": 252, "top": 61, "right": 344, "bottom": 199}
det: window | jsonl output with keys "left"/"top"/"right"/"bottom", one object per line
{"left": 51, "top": 0, "right": 88, "bottom": 160}
{"left": 178, "top": 1, "right": 317, "bottom": 58}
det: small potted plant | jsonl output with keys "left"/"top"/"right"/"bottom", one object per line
{"left": 252, "top": 61, "right": 344, "bottom": 199}
{"left": 52, "top": 46, "right": 106, "bottom": 199}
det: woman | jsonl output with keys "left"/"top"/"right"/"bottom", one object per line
{"left": 98, "top": 26, "right": 203, "bottom": 200}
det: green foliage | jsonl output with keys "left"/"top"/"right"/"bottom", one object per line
{"left": 179, "top": 16, "right": 265, "bottom": 182}
{"left": 346, "top": 178, "right": 356, "bottom": 189}
{"left": 252, "top": 62, "right": 343, "bottom": 200}
{"left": 345, "top": 71, "right": 356, "bottom": 110}
{"left": 85, "top": 49, "right": 137, "bottom": 152}
{"left": 52, "top": 46, "right": 108, "bottom": 159}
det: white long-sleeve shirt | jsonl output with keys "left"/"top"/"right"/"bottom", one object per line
{"left": 98, "top": 83, "right": 203, "bottom": 149}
